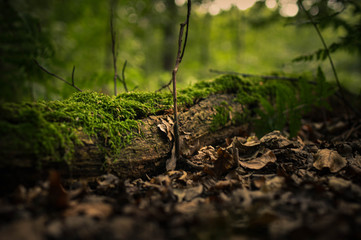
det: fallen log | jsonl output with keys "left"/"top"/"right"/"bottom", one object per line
{"left": 108, "top": 93, "right": 245, "bottom": 178}
{"left": 0, "top": 91, "right": 246, "bottom": 192}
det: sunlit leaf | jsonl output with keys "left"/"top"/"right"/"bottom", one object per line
{"left": 313, "top": 149, "right": 347, "bottom": 173}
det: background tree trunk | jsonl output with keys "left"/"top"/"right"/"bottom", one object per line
{"left": 161, "top": 0, "right": 178, "bottom": 71}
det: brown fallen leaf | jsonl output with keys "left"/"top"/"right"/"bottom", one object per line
{"left": 239, "top": 149, "right": 277, "bottom": 170}
{"left": 313, "top": 149, "right": 347, "bottom": 173}
{"left": 96, "top": 174, "right": 120, "bottom": 191}
{"left": 64, "top": 202, "right": 113, "bottom": 219}
{"left": 191, "top": 146, "right": 217, "bottom": 163}
{"left": 231, "top": 136, "right": 261, "bottom": 158}
{"left": 157, "top": 116, "right": 174, "bottom": 142}
{"left": 150, "top": 174, "right": 171, "bottom": 187}
{"left": 204, "top": 148, "right": 235, "bottom": 178}
{"left": 175, "top": 197, "right": 205, "bottom": 214}
{"left": 173, "top": 185, "right": 203, "bottom": 202}
{"left": 253, "top": 177, "right": 266, "bottom": 189}
{"left": 261, "top": 176, "right": 285, "bottom": 193}
{"left": 214, "top": 179, "right": 239, "bottom": 190}
{"left": 328, "top": 176, "right": 351, "bottom": 192}
{"left": 260, "top": 130, "right": 302, "bottom": 149}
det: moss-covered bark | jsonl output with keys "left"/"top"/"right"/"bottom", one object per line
{"left": 0, "top": 73, "right": 332, "bottom": 190}
{"left": 109, "top": 93, "right": 245, "bottom": 179}
{"left": 0, "top": 75, "right": 251, "bottom": 189}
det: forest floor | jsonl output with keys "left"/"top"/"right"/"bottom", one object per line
{"left": 1, "top": 109, "right": 361, "bottom": 240}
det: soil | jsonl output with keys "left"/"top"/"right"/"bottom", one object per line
{"left": 0, "top": 111, "right": 361, "bottom": 240}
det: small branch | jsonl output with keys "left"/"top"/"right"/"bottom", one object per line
{"left": 110, "top": 0, "right": 118, "bottom": 96}
{"left": 157, "top": 2, "right": 191, "bottom": 94}
{"left": 169, "top": 0, "right": 191, "bottom": 169}
{"left": 33, "top": 59, "right": 82, "bottom": 92}
{"left": 121, "top": 60, "right": 128, "bottom": 92}
{"left": 180, "top": 0, "right": 191, "bottom": 61}
{"left": 71, "top": 65, "right": 75, "bottom": 86}
{"left": 156, "top": 79, "right": 172, "bottom": 93}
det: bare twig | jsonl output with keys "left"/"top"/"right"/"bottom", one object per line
{"left": 33, "top": 59, "right": 82, "bottom": 92}
{"left": 116, "top": 61, "right": 129, "bottom": 93}
{"left": 157, "top": 1, "right": 191, "bottom": 94}
{"left": 156, "top": 79, "right": 172, "bottom": 93}
{"left": 169, "top": 0, "right": 191, "bottom": 169}
{"left": 71, "top": 65, "right": 75, "bottom": 86}
{"left": 180, "top": 2, "right": 190, "bottom": 61}
{"left": 298, "top": 1, "right": 361, "bottom": 117}
{"left": 120, "top": 60, "right": 128, "bottom": 92}
{"left": 110, "top": 0, "right": 118, "bottom": 96}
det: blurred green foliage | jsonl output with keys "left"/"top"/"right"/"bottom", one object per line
{"left": 1, "top": 0, "right": 360, "bottom": 102}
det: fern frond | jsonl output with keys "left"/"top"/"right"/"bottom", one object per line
{"left": 292, "top": 42, "right": 342, "bottom": 62}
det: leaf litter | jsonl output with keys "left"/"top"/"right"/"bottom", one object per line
{"left": 1, "top": 120, "right": 361, "bottom": 239}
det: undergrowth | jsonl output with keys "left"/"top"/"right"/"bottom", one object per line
{"left": 210, "top": 68, "right": 335, "bottom": 137}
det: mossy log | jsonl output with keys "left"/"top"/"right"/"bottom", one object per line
{"left": 66, "top": 93, "right": 244, "bottom": 178}
{"left": 108, "top": 93, "right": 244, "bottom": 178}
{"left": 0, "top": 93, "right": 245, "bottom": 191}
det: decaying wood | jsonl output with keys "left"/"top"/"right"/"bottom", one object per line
{"left": 109, "top": 93, "right": 244, "bottom": 179}
{"left": 0, "top": 93, "right": 245, "bottom": 191}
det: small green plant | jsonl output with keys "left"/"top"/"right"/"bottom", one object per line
{"left": 294, "top": 0, "right": 360, "bottom": 117}
{"left": 254, "top": 67, "right": 335, "bottom": 137}
{"left": 207, "top": 70, "right": 335, "bottom": 137}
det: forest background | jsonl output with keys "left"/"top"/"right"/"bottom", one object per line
{"left": 1, "top": 0, "right": 360, "bottom": 102}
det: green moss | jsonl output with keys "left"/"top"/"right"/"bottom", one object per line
{"left": 0, "top": 75, "right": 251, "bottom": 167}
{"left": 0, "top": 103, "right": 76, "bottom": 166}
{"left": 209, "top": 72, "right": 335, "bottom": 136}
{"left": 210, "top": 102, "right": 233, "bottom": 132}
{"left": 6, "top": 73, "right": 331, "bottom": 168}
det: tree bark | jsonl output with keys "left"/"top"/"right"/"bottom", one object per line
{"left": 0, "top": 93, "right": 245, "bottom": 192}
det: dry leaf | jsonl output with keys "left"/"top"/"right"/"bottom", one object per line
{"left": 214, "top": 179, "right": 239, "bottom": 190}
{"left": 157, "top": 117, "right": 174, "bottom": 141}
{"left": 253, "top": 177, "right": 266, "bottom": 189}
{"left": 150, "top": 174, "right": 171, "bottom": 187}
{"left": 239, "top": 149, "right": 277, "bottom": 170}
{"left": 212, "top": 148, "right": 235, "bottom": 177}
{"left": 173, "top": 185, "right": 203, "bottom": 202}
{"left": 192, "top": 146, "right": 217, "bottom": 163}
{"left": 175, "top": 198, "right": 205, "bottom": 214}
{"left": 260, "top": 130, "right": 301, "bottom": 149}
{"left": 64, "top": 202, "right": 113, "bottom": 219}
{"left": 231, "top": 136, "right": 261, "bottom": 158}
{"left": 313, "top": 149, "right": 347, "bottom": 173}
{"left": 261, "top": 176, "right": 285, "bottom": 193}
{"left": 328, "top": 176, "right": 351, "bottom": 192}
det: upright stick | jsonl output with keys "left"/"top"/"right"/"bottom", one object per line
{"left": 172, "top": 0, "right": 191, "bottom": 161}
